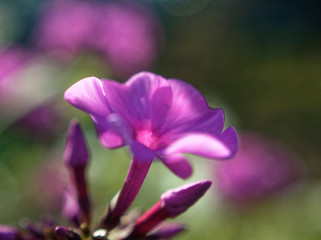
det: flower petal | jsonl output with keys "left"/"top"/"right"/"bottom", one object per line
{"left": 102, "top": 72, "right": 170, "bottom": 128}
{"left": 64, "top": 77, "right": 110, "bottom": 116}
{"left": 190, "top": 108, "right": 225, "bottom": 135}
{"left": 156, "top": 79, "right": 224, "bottom": 140}
{"left": 220, "top": 126, "right": 238, "bottom": 158}
{"left": 150, "top": 86, "right": 172, "bottom": 130}
{"left": 160, "top": 154, "right": 193, "bottom": 179}
{"left": 158, "top": 79, "right": 209, "bottom": 131}
{"left": 164, "top": 133, "right": 234, "bottom": 160}
{"left": 92, "top": 113, "right": 132, "bottom": 149}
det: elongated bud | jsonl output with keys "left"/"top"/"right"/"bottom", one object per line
{"left": 63, "top": 119, "right": 91, "bottom": 224}
{"left": 63, "top": 119, "right": 89, "bottom": 167}
{"left": 0, "top": 226, "right": 21, "bottom": 240}
{"left": 130, "top": 180, "right": 212, "bottom": 237}
{"left": 161, "top": 180, "right": 212, "bottom": 216}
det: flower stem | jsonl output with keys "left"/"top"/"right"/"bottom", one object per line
{"left": 70, "top": 167, "right": 91, "bottom": 225}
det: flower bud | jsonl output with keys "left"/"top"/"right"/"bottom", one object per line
{"left": 63, "top": 119, "right": 89, "bottom": 167}
{"left": 130, "top": 181, "right": 212, "bottom": 237}
{"left": 63, "top": 119, "right": 91, "bottom": 224}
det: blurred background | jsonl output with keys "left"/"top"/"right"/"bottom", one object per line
{"left": 0, "top": 0, "right": 321, "bottom": 239}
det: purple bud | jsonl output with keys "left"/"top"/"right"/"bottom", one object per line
{"left": 63, "top": 119, "right": 89, "bottom": 167}
{"left": 130, "top": 181, "right": 212, "bottom": 237}
{"left": 0, "top": 226, "right": 21, "bottom": 240}
{"left": 161, "top": 180, "right": 212, "bottom": 217}
{"left": 63, "top": 119, "right": 91, "bottom": 224}
{"left": 146, "top": 223, "right": 186, "bottom": 239}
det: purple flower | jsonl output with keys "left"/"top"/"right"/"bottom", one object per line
{"left": 14, "top": 102, "right": 63, "bottom": 139}
{"left": 215, "top": 132, "right": 302, "bottom": 204}
{"left": 0, "top": 47, "right": 30, "bottom": 99}
{"left": 65, "top": 72, "right": 237, "bottom": 177}
{"left": 65, "top": 71, "right": 237, "bottom": 228}
{"left": 33, "top": 0, "right": 97, "bottom": 60}
{"left": 33, "top": 0, "right": 163, "bottom": 77}
{"left": 94, "top": 1, "right": 163, "bottom": 78}
{"left": 30, "top": 160, "right": 68, "bottom": 211}
{"left": 128, "top": 181, "right": 211, "bottom": 238}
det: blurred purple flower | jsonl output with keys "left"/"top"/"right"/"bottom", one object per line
{"left": 14, "top": 102, "right": 63, "bottom": 138}
{"left": 34, "top": 0, "right": 97, "bottom": 60}
{"left": 215, "top": 132, "right": 302, "bottom": 203}
{"left": 94, "top": 1, "right": 163, "bottom": 78}
{"left": 33, "top": 0, "right": 163, "bottom": 77}
{"left": 30, "top": 160, "right": 68, "bottom": 211}
{"left": 0, "top": 47, "right": 30, "bottom": 99}
{"left": 0, "top": 225, "right": 21, "bottom": 240}
{"left": 65, "top": 71, "right": 237, "bottom": 228}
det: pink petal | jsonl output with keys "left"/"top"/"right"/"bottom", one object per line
{"left": 150, "top": 86, "right": 172, "bottom": 130}
{"left": 164, "top": 133, "right": 234, "bottom": 160}
{"left": 160, "top": 154, "right": 193, "bottom": 179}
{"left": 191, "top": 108, "right": 225, "bottom": 135}
{"left": 92, "top": 114, "right": 132, "bottom": 149}
{"left": 102, "top": 72, "right": 170, "bottom": 128}
{"left": 160, "top": 79, "right": 209, "bottom": 129}
{"left": 64, "top": 77, "right": 110, "bottom": 116}
{"left": 156, "top": 79, "right": 224, "bottom": 138}
{"left": 220, "top": 126, "right": 238, "bottom": 158}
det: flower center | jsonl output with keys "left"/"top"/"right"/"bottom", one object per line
{"left": 135, "top": 129, "right": 160, "bottom": 150}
